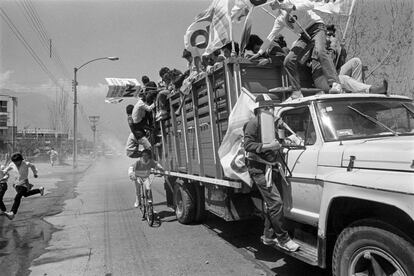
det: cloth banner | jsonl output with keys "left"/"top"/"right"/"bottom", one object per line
{"left": 218, "top": 87, "right": 271, "bottom": 186}
{"left": 231, "top": 0, "right": 268, "bottom": 23}
{"left": 184, "top": 7, "right": 214, "bottom": 57}
{"left": 204, "top": 0, "right": 233, "bottom": 55}
{"left": 312, "top": 0, "right": 356, "bottom": 16}
{"left": 105, "top": 78, "right": 141, "bottom": 103}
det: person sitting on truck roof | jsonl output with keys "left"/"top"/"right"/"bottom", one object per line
{"left": 243, "top": 100, "right": 300, "bottom": 252}
{"left": 308, "top": 25, "right": 388, "bottom": 94}
{"left": 217, "top": 42, "right": 240, "bottom": 62}
{"left": 155, "top": 67, "right": 183, "bottom": 121}
{"left": 248, "top": 0, "right": 343, "bottom": 98}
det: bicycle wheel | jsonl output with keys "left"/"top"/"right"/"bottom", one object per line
{"left": 146, "top": 202, "right": 154, "bottom": 226}
{"left": 139, "top": 184, "right": 146, "bottom": 219}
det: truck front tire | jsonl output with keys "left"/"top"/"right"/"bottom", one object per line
{"left": 174, "top": 183, "right": 195, "bottom": 224}
{"left": 332, "top": 225, "right": 414, "bottom": 276}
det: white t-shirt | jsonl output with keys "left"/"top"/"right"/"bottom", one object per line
{"left": 260, "top": 0, "right": 323, "bottom": 53}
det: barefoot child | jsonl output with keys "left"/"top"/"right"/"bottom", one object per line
{"left": 2, "top": 153, "right": 44, "bottom": 220}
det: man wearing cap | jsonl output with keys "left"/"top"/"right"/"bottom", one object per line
{"left": 311, "top": 24, "right": 388, "bottom": 94}
{"left": 249, "top": 0, "right": 342, "bottom": 98}
{"left": 243, "top": 98, "right": 299, "bottom": 252}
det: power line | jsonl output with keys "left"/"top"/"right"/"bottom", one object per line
{"left": 1, "top": 7, "right": 96, "bottom": 127}
{"left": 16, "top": 0, "right": 71, "bottom": 79}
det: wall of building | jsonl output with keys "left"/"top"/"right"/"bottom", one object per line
{"left": 0, "top": 95, "right": 17, "bottom": 154}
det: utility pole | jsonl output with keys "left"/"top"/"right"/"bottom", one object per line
{"left": 88, "top": 115, "right": 100, "bottom": 158}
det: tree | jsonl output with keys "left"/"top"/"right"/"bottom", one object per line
{"left": 322, "top": 0, "right": 413, "bottom": 97}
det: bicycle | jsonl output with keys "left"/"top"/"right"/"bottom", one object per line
{"left": 137, "top": 174, "right": 157, "bottom": 226}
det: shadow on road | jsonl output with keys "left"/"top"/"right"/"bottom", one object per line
{"left": 202, "top": 215, "right": 330, "bottom": 276}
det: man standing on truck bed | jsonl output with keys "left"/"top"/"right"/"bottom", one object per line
{"left": 243, "top": 102, "right": 299, "bottom": 252}
{"left": 249, "top": 0, "right": 342, "bottom": 98}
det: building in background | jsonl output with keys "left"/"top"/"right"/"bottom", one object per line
{"left": 16, "top": 128, "right": 69, "bottom": 161}
{"left": 0, "top": 95, "right": 18, "bottom": 156}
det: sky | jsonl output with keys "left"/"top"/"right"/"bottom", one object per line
{"left": 0, "top": 0, "right": 293, "bottom": 145}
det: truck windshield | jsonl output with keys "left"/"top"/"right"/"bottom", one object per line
{"left": 316, "top": 98, "right": 414, "bottom": 141}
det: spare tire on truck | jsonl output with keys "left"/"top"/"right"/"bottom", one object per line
{"left": 174, "top": 182, "right": 195, "bottom": 224}
{"left": 332, "top": 223, "right": 414, "bottom": 276}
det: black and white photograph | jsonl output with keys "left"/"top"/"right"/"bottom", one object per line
{"left": 0, "top": 0, "right": 413, "bottom": 275}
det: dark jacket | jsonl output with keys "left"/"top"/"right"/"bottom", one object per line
{"left": 243, "top": 116, "right": 277, "bottom": 166}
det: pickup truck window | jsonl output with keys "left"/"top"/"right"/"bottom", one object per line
{"left": 316, "top": 99, "right": 414, "bottom": 142}
{"left": 281, "top": 106, "right": 316, "bottom": 145}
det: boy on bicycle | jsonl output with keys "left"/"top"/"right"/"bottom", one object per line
{"left": 128, "top": 149, "right": 164, "bottom": 208}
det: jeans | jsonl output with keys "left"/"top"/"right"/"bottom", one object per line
{"left": 248, "top": 161, "right": 289, "bottom": 242}
{"left": 11, "top": 185, "right": 41, "bottom": 214}
{"left": 339, "top": 57, "right": 363, "bottom": 82}
{"left": 0, "top": 182, "right": 7, "bottom": 212}
{"left": 284, "top": 24, "right": 339, "bottom": 90}
{"left": 311, "top": 59, "right": 371, "bottom": 93}
{"left": 339, "top": 75, "right": 371, "bottom": 93}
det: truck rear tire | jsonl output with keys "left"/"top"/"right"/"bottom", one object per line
{"left": 174, "top": 183, "right": 195, "bottom": 224}
{"left": 332, "top": 225, "right": 414, "bottom": 276}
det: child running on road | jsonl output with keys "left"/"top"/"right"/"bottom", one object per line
{"left": 48, "top": 148, "right": 58, "bottom": 166}
{"left": 0, "top": 165, "right": 9, "bottom": 216}
{"left": 128, "top": 149, "right": 164, "bottom": 208}
{"left": 2, "top": 153, "right": 44, "bottom": 220}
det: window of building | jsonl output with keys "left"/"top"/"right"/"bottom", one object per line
{"left": 0, "top": 101, "right": 7, "bottom": 113}
{"left": 0, "top": 114, "right": 8, "bottom": 127}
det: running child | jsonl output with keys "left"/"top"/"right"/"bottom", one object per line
{"left": 128, "top": 149, "right": 163, "bottom": 208}
{"left": 3, "top": 153, "right": 44, "bottom": 220}
{"left": 0, "top": 165, "right": 9, "bottom": 216}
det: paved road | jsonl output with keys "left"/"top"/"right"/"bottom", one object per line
{"left": 3, "top": 156, "right": 329, "bottom": 275}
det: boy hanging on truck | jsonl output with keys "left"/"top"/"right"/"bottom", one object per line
{"left": 125, "top": 90, "right": 159, "bottom": 158}
{"left": 243, "top": 102, "right": 299, "bottom": 252}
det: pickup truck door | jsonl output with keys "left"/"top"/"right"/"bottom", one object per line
{"left": 279, "top": 106, "right": 322, "bottom": 226}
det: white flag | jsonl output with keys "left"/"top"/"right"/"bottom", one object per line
{"left": 313, "top": 0, "right": 356, "bottom": 16}
{"left": 218, "top": 88, "right": 271, "bottom": 186}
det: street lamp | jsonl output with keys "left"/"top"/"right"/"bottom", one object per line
{"left": 73, "top": 56, "right": 119, "bottom": 168}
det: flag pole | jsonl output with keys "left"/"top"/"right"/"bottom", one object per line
{"left": 335, "top": 0, "right": 357, "bottom": 67}
{"left": 260, "top": 7, "right": 311, "bottom": 41}
{"left": 342, "top": 0, "right": 357, "bottom": 42}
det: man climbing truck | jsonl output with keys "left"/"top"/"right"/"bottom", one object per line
{"left": 156, "top": 58, "right": 414, "bottom": 275}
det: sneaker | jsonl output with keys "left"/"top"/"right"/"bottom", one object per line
{"left": 260, "top": 235, "right": 276, "bottom": 246}
{"left": 329, "top": 82, "right": 343, "bottom": 94}
{"left": 276, "top": 238, "right": 300, "bottom": 252}
{"left": 5, "top": 211, "right": 15, "bottom": 220}
{"left": 39, "top": 187, "right": 45, "bottom": 196}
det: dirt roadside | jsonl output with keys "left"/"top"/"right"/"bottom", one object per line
{"left": 0, "top": 159, "right": 92, "bottom": 276}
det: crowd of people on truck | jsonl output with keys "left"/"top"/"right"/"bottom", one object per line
{"left": 123, "top": 0, "right": 389, "bottom": 248}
